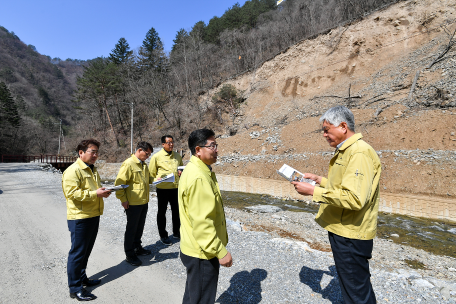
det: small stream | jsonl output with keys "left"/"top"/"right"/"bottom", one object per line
{"left": 221, "top": 191, "right": 456, "bottom": 258}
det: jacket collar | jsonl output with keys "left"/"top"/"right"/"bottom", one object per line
{"left": 338, "top": 133, "right": 363, "bottom": 151}
{"left": 190, "top": 155, "right": 212, "bottom": 175}
{"left": 76, "top": 157, "right": 95, "bottom": 171}
{"left": 159, "top": 148, "right": 174, "bottom": 158}
{"left": 131, "top": 154, "right": 141, "bottom": 164}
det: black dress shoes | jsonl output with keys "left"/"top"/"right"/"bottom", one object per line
{"left": 82, "top": 278, "right": 101, "bottom": 287}
{"left": 126, "top": 255, "right": 142, "bottom": 266}
{"left": 70, "top": 288, "right": 97, "bottom": 301}
{"left": 134, "top": 247, "right": 152, "bottom": 256}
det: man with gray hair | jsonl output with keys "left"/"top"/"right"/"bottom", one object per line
{"left": 292, "top": 105, "right": 381, "bottom": 304}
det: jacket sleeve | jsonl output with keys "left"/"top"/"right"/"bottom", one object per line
{"left": 115, "top": 162, "right": 130, "bottom": 203}
{"left": 148, "top": 156, "right": 157, "bottom": 179}
{"left": 62, "top": 169, "right": 97, "bottom": 201}
{"left": 186, "top": 178, "right": 228, "bottom": 259}
{"left": 313, "top": 152, "right": 375, "bottom": 210}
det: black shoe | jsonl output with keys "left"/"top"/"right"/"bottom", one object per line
{"left": 160, "top": 237, "right": 172, "bottom": 246}
{"left": 82, "top": 278, "right": 101, "bottom": 287}
{"left": 70, "top": 288, "right": 97, "bottom": 301}
{"left": 172, "top": 234, "right": 180, "bottom": 240}
{"left": 125, "top": 255, "right": 142, "bottom": 266}
{"left": 135, "top": 247, "right": 151, "bottom": 256}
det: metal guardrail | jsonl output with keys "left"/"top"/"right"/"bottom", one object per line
{"left": 1, "top": 155, "right": 77, "bottom": 163}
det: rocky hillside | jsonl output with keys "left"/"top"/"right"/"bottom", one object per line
{"left": 201, "top": 0, "right": 456, "bottom": 198}
{"left": 0, "top": 26, "right": 85, "bottom": 155}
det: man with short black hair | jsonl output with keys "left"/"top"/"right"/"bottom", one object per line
{"left": 292, "top": 106, "right": 381, "bottom": 304}
{"left": 62, "top": 139, "right": 111, "bottom": 301}
{"left": 115, "top": 141, "right": 154, "bottom": 266}
{"left": 149, "top": 135, "right": 183, "bottom": 245}
{"left": 178, "top": 129, "right": 232, "bottom": 304}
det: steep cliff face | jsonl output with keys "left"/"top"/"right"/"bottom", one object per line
{"left": 206, "top": 0, "right": 456, "bottom": 197}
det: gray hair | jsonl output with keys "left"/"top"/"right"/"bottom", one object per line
{"left": 319, "top": 106, "right": 355, "bottom": 131}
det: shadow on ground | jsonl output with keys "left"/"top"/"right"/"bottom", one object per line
{"left": 88, "top": 240, "right": 179, "bottom": 290}
{"left": 216, "top": 268, "right": 267, "bottom": 304}
{"left": 299, "top": 265, "right": 344, "bottom": 303}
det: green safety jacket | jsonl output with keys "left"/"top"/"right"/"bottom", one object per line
{"left": 178, "top": 156, "right": 228, "bottom": 260}
{"left": 115, "top": 155, "right": 153, "bottom": 205}
{"left": 148, "top": 149, "right": 183, "bottom": 189}
{"left": 313, "top": 133, "right": 382, "bottom": 240}
{"left": 62, "top": 158, "right": 104, "bottom": 220}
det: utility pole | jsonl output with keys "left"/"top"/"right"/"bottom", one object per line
{"left": 122, "top": 102, "right": 134, "bottom": 154}
{"left": 53, "top": 119, "right": 62, "bottom": 155}
{"left": 130, "top": 102, "right": 133, "bottom": 154}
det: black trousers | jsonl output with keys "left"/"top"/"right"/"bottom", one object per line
{"left": 156, "top": 188, "right": 180, "bottom": 239}
{"left": 180, "top": 252, "right": 220, "bottom": 304}
{"left": 328, "top": 231, "right": 376, "bottom": 304}
{"left": 124, "top": 203, "right": 148, "bottom": 257}
{"left": 67, "top": 216, "right": 100, "bottom": 293}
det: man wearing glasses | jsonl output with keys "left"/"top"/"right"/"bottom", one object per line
{"left": 62, "top": 139, "right": 111, "bottom": 301}
{"left": 149, "top": 135, "right": 183, "bottom": 245}
{"left": 178, "top": 129, "right": 232, "bottom": 304}
{"left": 115, "top": 141, "right": 154, "bottom": 266}
{"left": 292, "top": 106, "right": 381, "bottom": 304}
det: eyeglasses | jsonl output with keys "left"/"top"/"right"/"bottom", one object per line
{"left": 164, "top": 141, "right": 174, "bottom": 145}
{"left": 142, "top": 150, "right": 152, "bottom": 156}
{"left": 85, "top": 150, "right": 99, "bottom": 155}
{"left": 199, "top": 144, "right": 218, "bottom": 151}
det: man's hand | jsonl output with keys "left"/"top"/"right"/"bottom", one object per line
{"left": 291, "top": 181, "right": 315, "bottom": 196}
{"left": 96, "top": 187, "right": 111, "bottom": 198}
{"left": 178, "top": 170, "right": 183, "bottom": 177}
{"left": 219, "top": 252, "right": 233, "bottom": 267}
{"left": 303, "top": 173, "right": 322, "bottom": 185}
{"left": 122, "top": 201, "right": 129, "bottom": 209}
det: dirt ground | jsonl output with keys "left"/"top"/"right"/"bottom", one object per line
{"left": 190, "top": 0, "right": 456, "bottom": 199}
{"left": 0, "top": 163, "right": 185, "bottom": 303}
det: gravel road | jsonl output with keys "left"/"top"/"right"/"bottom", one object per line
{"left": 0, "top": 163, "right": 455, "bottom": 303}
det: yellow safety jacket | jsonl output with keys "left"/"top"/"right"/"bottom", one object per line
{"left": 313, "top": 133, "right": 382, "bottom": 240}
{"left": 148, "top": 149, "right": 183, "bottom": 189}
{"left": 115, "top": 155, "right": 153, "bottom": 205}
{"left": 62, "top": 158, "right": 104, "bottom": 220}
{"left": 178, "top": 156, "right": 228, "bottom": 260}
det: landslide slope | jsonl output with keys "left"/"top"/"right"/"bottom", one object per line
{"left": 207, "top": 0, "right": 456, "bottom": 198}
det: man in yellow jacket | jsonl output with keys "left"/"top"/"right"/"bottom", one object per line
{"left": 178, "top": 129, "right": 232, "bottom": 304}
{"left": 149, "top": 135, "right": 183, "bottom": 245}
{"left": 293, "top": 106, "right": 381, "bottom": 304}
{"left": 115, "top": 141, "right": 154, "bottom": 266}
{"left": 62, "top": 139, "right": 111, "bottom": 301}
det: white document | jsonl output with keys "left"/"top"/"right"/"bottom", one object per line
{"left": 106, "top": 184, "right": 129, "bottom": 192}
{"left": 178, "top": 166, "right": 185, "bottom": 171}
{"left": 153, "top": 173, "right": 175, "bottom": 185}
{"left": 277, "top": 164, "right": 316, "bottom": 185}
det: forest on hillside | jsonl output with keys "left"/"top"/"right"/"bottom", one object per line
{"left": 0, "top": 0, "right": 403, "bottom": 159}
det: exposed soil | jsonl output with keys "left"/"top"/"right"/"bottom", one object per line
{"left": 190, "top": 0, "right": 456, "bottom": 198}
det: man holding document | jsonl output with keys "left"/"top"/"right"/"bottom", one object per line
{"left": 149, "top": 135, "right": 184, "bottom": 245}
{"left": 115, "top": 141, "right": 154, "bottom": 266}
{"left": 292, "top": 106, "right": 381, "bottom": 304}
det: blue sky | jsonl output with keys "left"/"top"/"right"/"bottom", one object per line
{"left": 1, "top": 0, "right": 248, "bottom": 60}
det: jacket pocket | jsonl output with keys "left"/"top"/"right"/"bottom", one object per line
{"left": 329, "top": 159, "right": 348, "bottom": 187}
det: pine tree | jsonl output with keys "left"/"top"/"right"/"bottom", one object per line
{"left": 0, "top": 82, "right": 21, "bottom": 128}
{"left": 171, "top": 29, "right": 189, "bottom": 54}
{"left": 109, "top": 37, "right": 133, "bottom": 65}
{"left": 138, "top": 27, "right": 166, "bottom": 71}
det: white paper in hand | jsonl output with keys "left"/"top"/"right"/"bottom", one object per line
{"left": 153, "top": 173, "right": 175, "bottom": 185}
{"left": 106, "top": 184, "right": 129, "bottom": 191}
{"left": 277, "top": 164, "right": 316, "bottom": 185}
